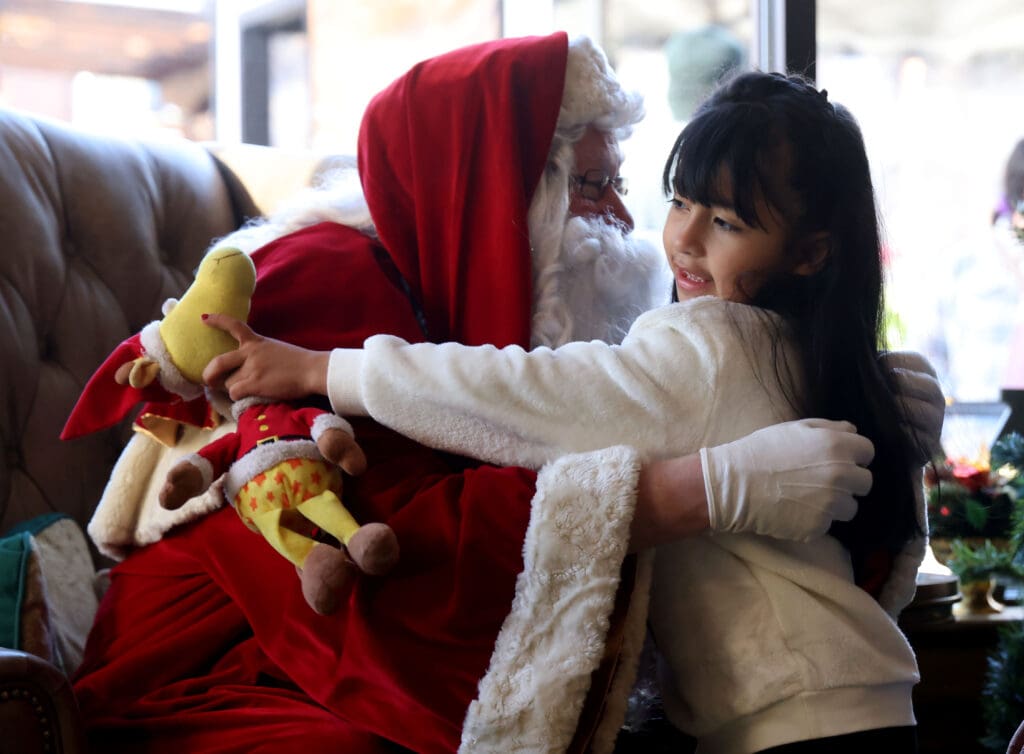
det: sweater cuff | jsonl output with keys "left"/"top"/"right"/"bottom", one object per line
{"left": 327, "top": 348, "right": 369, "bottom": 416}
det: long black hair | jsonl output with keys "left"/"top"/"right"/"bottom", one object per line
{"left": 662, "top": 71, "right": 922, "bottom": 584}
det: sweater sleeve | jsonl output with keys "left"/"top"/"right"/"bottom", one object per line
{"left": 877, "top": 464, "right": 928, "bottom": 617}
{"left": 326, "top": 304, "right": 732, "bottom": 469}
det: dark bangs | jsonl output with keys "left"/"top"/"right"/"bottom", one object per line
{"left": 661, "top": 101, "right": 785, "bottom": 231}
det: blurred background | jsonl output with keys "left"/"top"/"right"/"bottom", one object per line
{"left": 3, "top": 0, "right": 1024, "bottom": 405}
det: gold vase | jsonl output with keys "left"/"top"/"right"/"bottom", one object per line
{"left": 956, "top": 577, "right": 1004, "bottom": 615}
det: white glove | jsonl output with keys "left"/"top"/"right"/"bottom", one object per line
{"left": 880, "top": 350, "right": 945, "bottom": 462}
{"left": 701, "top": 418, "right": 874, "bottom": 541}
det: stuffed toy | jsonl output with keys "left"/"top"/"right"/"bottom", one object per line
{"left": 62, "top": 246, "right": 398, "bottom": 615}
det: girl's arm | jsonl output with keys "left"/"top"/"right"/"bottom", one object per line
{"left": 205, "top": 309, "right": 714, "bottom": 469}
{"left": 203, "top": 313, "right": 874, "bottom": 546}
{"left": 328, "top": 330, "right": 715, "bottom": 469}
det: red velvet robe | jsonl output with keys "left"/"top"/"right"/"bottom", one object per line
{"left": 73, "top": 33, "right": 620, "bottom": 754}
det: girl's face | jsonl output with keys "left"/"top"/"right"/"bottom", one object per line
{"left": 662, "top": 175, "right": 812, "bottom": 303}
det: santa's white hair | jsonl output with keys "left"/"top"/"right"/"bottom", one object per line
{"left": 213, "top": 35, "right": 666, "bottom": 348}
{"left": 214, "top": 163, "right": 375, "bottom": 256}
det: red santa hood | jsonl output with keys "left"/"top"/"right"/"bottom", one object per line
{"left": 243, "top": 34, "right": 568, "bottom": 357}
{"left": 357, "top": 32, "right": 567, "bottom": 349}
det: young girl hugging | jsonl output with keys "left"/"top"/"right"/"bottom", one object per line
{"left": 206, "top": 71, "right": 931, "bottom": 753}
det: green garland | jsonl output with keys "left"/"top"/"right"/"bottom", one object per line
{"left": 981, "top": 621, "right": 1024, "bottom": 751}
{"left": 976, "top": 434, "right": 1024, "bottom": 751}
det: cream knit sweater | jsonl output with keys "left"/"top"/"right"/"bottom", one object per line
{"left": 328, "top": 296, "right": 924, "bottom": 754}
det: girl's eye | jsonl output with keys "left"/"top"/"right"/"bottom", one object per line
{"left": 714, "top": 216, "right": 741, "bottom": 232}
{"left": 669, "top": 195, "right": 689, "bottom": 210}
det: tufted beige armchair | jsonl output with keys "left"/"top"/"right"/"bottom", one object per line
{"left": 0, "top": 107, "right": 262, "bottom": 754}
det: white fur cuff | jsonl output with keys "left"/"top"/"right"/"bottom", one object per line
{"left": 460, "top": 444, "right": 645, "bottom": 753}
{"left": 311, "top": 412, "right": 354, "bottom": 443}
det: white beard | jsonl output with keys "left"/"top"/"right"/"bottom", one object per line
{"left": 531, "top": 214, "right": 670, "bottom": 349}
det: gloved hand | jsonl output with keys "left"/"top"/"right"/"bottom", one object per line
{"left": 701, "top": 418, "right": 874, "bottom": 541}
{"left": 880, "top": 350, "right": 945, "bottom": 463}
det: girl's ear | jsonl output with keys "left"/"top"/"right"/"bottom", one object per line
{"left": 792, "top": 232, "right": 831, "bottom": 276}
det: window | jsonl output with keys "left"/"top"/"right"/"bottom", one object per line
{"left": 0, "top": 0, "right": 212, "bottom": 139}
{"left": 817, "top": 1, "right": 1024, "bottom": 403}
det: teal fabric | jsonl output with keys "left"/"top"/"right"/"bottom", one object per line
{"left": 6, "top": 512, "right": 68, "bottom": 538}
{"left": 0, "top": 513, "right": 69, "bottom": 648}
{"left": 0, "top": 530, "right": 31, "bottom": 648}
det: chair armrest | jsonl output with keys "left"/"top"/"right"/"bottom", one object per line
{"left": 0, "top": 648, "right": 86, "bottom": 754}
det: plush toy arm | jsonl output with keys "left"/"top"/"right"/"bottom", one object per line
{"left": 160, "top": 454, "right": 215, "bottom": 510}
{"left": 310, "top": 412, "right": 367, "bottom": 476}
{"left": 114, "top": 356, "right": 161, "bottom": 389}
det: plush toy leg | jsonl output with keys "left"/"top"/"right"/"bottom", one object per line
{"left": 248, "top": 507, "right": 316, "bottom": 567}
{"left": 300, "top": 542, "right": 359, "bottom": 616}
{"left": 247, "top": 506, "right": 357, "bottom": 615}
{"left": 299, "top": 491, "right": 400, "bottom": 576}
{"left": 295, "top": 490, "right": 361, "bottom": 543}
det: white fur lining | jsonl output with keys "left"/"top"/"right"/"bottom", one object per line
{"left": 222, "top": 439, "right": 321, "bottom": 501}
{"left": 183, "top": 453, "right": 215, "bottom": 491}
{"left": 138, "top": 320, "right": 204, "bottom": 402}
{"left": 311, "top": 412, "right": 353, "bottom": 443}
{"left": 88, "top": 423, "right": 235, "bottom": 560}
{"left": 459, "top": 444, "right": 648, "bottom": 753}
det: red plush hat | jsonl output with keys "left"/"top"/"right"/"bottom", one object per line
{"left": 60, "top": 330, "right": 217, "bottom": 443}
{"left": 60, "top": 333, "right": 175, "bottom": 440}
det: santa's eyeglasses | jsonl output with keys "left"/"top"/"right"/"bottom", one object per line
{"left": 570, "top": 170, "right": 628, "bottom": 200}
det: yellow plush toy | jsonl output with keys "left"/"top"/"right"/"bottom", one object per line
{"left": 65, "top": 246, "right": 399, "bottom": 615}
{"left": 117, "top": 246, "right": 256, "bottom": 395}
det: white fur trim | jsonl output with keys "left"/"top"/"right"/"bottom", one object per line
{"left": 204, "top": 388, "right": 236, "bottom": 421}
{"left": 561, "top": 37, "right": 645, "bottom": 138}
{"left": 139, "top": 320, "right": 204, "bottom": 401}
{"left": 182, "top": 453, "right": 215, "bottom": 492}
{"left": 222, "top": 439, "right": 322, "bottom": 502}
{"left": 88, "top": 423, "right": 235, "bottom": 560}
{"left": 208, "top": 166, "right": 375, "bottom": 258}
{"left": 311, "top": 413, "right": 353, "bottom": 443}
{"left": 228, "top": 395, "right": 268, "bottom": 420}
{"left": 459, "top": 444, "right": 644, "bottom": 753}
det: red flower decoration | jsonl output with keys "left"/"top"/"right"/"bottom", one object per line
{"left": 951, "top": 462, "right": 991, "bottom": 493}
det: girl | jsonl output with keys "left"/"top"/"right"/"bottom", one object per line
{"left": 207, "top": 71, "right": 928, "bottom": 752}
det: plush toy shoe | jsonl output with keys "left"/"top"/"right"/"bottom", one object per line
{"left": 346, "top": 523, "right": 400, "bottom": 576}
{"left": 300, "top": 542, "right": 359, "bottom": 615}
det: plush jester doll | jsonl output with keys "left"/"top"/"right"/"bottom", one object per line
{"left": 62, "top": 246, "right": 398, "bottom": 615}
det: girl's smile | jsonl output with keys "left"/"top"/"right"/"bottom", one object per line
{"left": 672, "top": 258, "right": 713, "bottom": 295}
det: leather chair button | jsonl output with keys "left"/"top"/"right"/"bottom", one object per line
{"left": 7, "top": 446, "right": 23, "bottom": 468}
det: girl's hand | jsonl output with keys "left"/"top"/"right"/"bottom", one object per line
{"left": 202, "top": 313, "right": 330, "bottom": 401}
